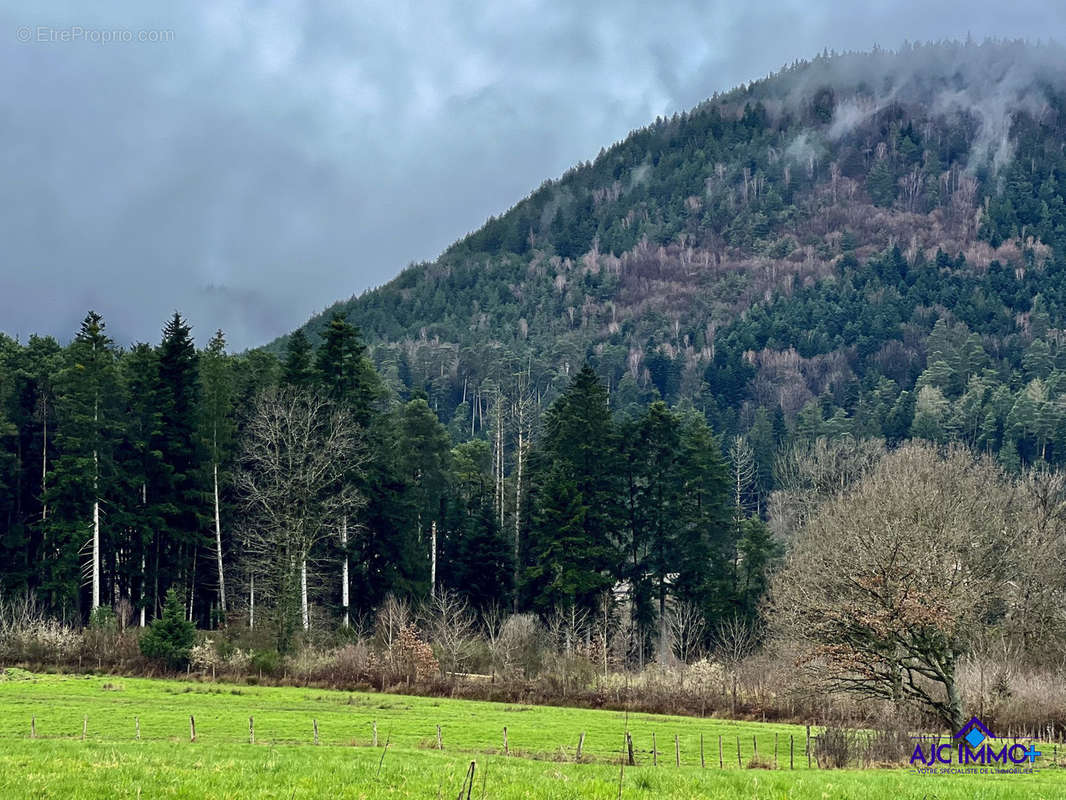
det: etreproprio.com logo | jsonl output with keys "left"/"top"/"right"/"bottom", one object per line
{"left": 909, "top": 717, "right": 1042, "bottom": 775}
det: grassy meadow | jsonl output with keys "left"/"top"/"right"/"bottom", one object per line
{"left": 0, "top": 670, "right": 1061, "bottom": 798}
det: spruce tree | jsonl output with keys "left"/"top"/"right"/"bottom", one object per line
{"left": 116, "top": 343, "right": 167, "bottom": 625}
{"left": 523, "top": 365, "right": 619, "bottom": 615}
{"left": 315, "top": 313, "right": 379, "bottom": 425}
{"left": 44, "top": 312, "right": 121, "bottom": 617}
{"left": 281, "top": 329, "right": 315, "bottom": 389}
{"left": 155, "top": 313, "right": 206, "bottom": 622}
{"left": 200, "top": 330, "right": 235, "bottom": 622}
{"left": 397, "top": 398, "right": 452, "bottom": 595}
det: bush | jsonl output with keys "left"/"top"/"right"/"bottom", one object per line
{"left": 88, "top": 606, "right": 116, "bottom": 631}
{"left": 189, "top": 638, "right": 220, "bottom": 672}
{"left": 139, "top": 589, "right": 195, "bottom": 670}
{"left": 249, "top": 649, "right": 281, "bottom": 676}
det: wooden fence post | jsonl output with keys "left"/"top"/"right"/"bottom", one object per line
{"left": 652, "top": 732, "right": 658, "bottom": 766}
{"left": 373, "top": 720, "right": 378, "bottom": 747}
{"left": 463, "top": 761, "right": 476, "bottom": 800}
{"left": 30, "top": 716, "right": 35, "bottom": 739}
{"left": 377, "top": 733, "right": 391, "bottom": 777}
{"left": 503, "top": 726, "right": 508, "bottom": 755}
{"left": 790, "top": 734, "right": 794, "bottom": 769}
{"left": 577, "top": 732, "right": 585, "bottom": 761}
{"left": 136, "top": 717, "right": 140, "bottom": 740}
{"left": 82, "top": 716, "right": 87, "bottom": 741}
{"left": 753, "top": 735, "right": 758, "bottom": 761}
{"left": 675, "top": 734, "right": 680, "bottom": 767}
{"left": 700, "top": 733, "right": 705, "bottom": 768}
{"left": 626, "top": 732, "right": 635, "bottom": 766}
{"left": 249, "top": 716, "right": 254, "bottom": 745}
{"left": 190, "top": 716, "right": 196, "bottom": 742}
{"left": 313, "top": 719, "right": 319, "bottom": 745}
{"left": 718, "top": 735, "right": 723, "bottom": 768}
{"left": 736, "top": 736, "right": 741, "bottom": 767}
{"left": 774, "top": 733, "right": 778, "bottom": 769}
{"left": 437, "top": 724, "right": 443, "bottom": 750}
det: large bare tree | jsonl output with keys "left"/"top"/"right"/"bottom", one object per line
{"left": 771, "top": 443, "right": 1013, "bottom": 730}
{"left": 235, "top": 387, "right": 365, "bottom": 650}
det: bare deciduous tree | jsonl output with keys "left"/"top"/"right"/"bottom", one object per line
{"left": 375, "top": 593, "right": 411, "bottom": 676}
{"left": 715, "top": 613, "right": 758, "bottom": 714}
{"left": 491, "top": 612, "right": 545, "bottom": 678}
{"left": 769, "top": 435, "right": 885, "bottom": 542}
{"left": 668, "top": 600, "right": 706, "bottom": 665}
{"left": 727, "top": 435, "right": 757, "bottom": 519}
{"left": 771, "top": 443, "right": 1013, "bottom": 730}
{"left": 427, "top": 589, "right": 476, "bottom": 676}
{"left": 235, "top": 387, "right": 365, "bottom": 650}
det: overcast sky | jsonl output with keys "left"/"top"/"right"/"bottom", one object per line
{"left": 1, "top": 2, "right": 1063, "bottom": 350}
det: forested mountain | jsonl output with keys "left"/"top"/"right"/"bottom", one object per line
{"left": 4, "top": 40, "right": 1066, "bottom": 664}
{"left": 283, "top": 39, "right": 1066, "bottom": 480}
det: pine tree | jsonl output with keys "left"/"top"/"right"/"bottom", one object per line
{"left": 397, "top": 398, "right": 452, "bottom": 596}
{"left": 155, "top": 313, "right": 206, "bottom": 622}
{"left": 139, "top": 587, "right": 195, "bottom": 669}
{"left": 633, "top": 402, "right": 684, "bottom": 651}
{"left": 117, "top": 343, "right": 167, "bottom": 626}
{"left": 281, "top": 329, "right": 315, "bottom": 389}
{"left": 200, "top": 330, "right": 234, "bottom": 623}
{"left": 44, "top": 312, "right": 121, "bottom": 617}
{"left": 674, "top": 410, "right": 732, "bottom": 623}
{"left": 315, "top": 313, "right": 379, "bottom": 425}
{"left": 523, "top": 366, "right": 619, "bottom": 615}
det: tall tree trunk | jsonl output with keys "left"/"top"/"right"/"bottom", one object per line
{"left": 188, "top": 548, "right": 197, "bottom": 623}
{"left": 213, "top": 461, "right": 227, "bottom": 620}
{"left": 153, "top": 534, "right": 160, "bottom": 618}
{"left": 658, "top": 578, "right": 667, "bottom": 659}
{"left": 513, "top": 406, "right": 524, "bottom": 611}
{"left": 495, "top": 394, "right": 504, "bottom": 533}
{"left": 92, "top": 448, "right": 100, "bottom": 612}
{"left": 341, "top": 515, "right": 349, "bottom": 628}
{"left": 40, "top": 403, "right": 47, "bottom": 522}
{"left": 139, "top": 553, "right": 146, "bottom": 627}
{"left": 301, "top": 560, "right": 309, "bottom": 631}
{"left": 430, "top": 520, "right": 437, "bottom": 599}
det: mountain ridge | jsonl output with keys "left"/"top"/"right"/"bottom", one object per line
{"left": 271, "top": 39, "right": 1066, "bottom": 469}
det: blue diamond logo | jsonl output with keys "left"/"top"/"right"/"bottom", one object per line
{"left": 964, "top": 728, "right": 986, "bottom": 749}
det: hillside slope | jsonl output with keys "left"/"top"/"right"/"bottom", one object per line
{"left": 279, "top": 39, "right": 1066, "bottom": 470}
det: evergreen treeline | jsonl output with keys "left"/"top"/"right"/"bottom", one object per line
{"left": 0, "top": 313, "right": 770, "bottom": 661}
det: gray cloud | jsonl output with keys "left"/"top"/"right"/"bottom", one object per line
{"left": 1, "top": 0, "right": 1064, "bottom": 349}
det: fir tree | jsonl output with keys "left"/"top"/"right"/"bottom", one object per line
{"left": 281, "top": 329, "right": 315, "bottom": 389}
{"left": 154, "top": 313, "right": 206, "bottom": 622}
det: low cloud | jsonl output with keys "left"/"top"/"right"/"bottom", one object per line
{"left": 1, "top": 1, "right": 1063, "bottom": 348}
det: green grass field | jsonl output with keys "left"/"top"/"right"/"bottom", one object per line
{"left": 0, "top": 670, "right": 1060, "bottom": 798}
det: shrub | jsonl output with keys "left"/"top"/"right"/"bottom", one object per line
{"left": 190, "top": 638, "right": 220, "bottom": 672}
{"left": 249, "top": 649, "right": 281, "bottom": 676}
{"left": 139, "top": 589, "right": 195, "bottom": 670}
{"left": 394, "top": 624, "right": 438, "bottom": 683}
{"left": 225, "top": 648, "right": 253, "bottom": 673}
{"left": 88, "top": 606, "right": 117, "bottom": 631}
